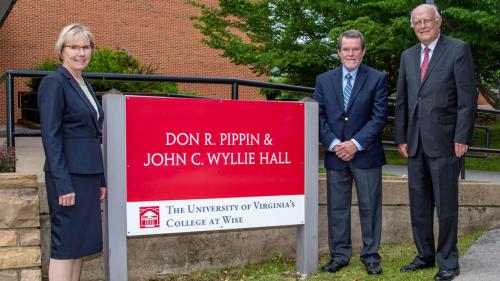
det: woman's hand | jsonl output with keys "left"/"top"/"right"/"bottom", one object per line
{"left": 59, "top": 192, "right": 76, "bottom": 206}
{"left": 100, "top": 187, "right": 107, "bottom": 202}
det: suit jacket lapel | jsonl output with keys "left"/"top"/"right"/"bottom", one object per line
{"left": 410, "top": 45, "right": 421, "bottom": 87}
{"left": 83, "top": 80, "right": 103, "bottom": 130}
{"left": 96, "top": 96, "right": 104, "bottom": 129}
{"left": 421, "top": 35, "right": 447, "bottom": 85}
{"left": 57, "top": 66, "right": 100, "bottom": 129}
{"left": 331, "top": 67, "right": 345, "bottom": 113}
{"left": 346, "top": 64, "right": 367, "bottom": 112}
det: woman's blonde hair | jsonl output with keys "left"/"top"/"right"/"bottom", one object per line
{"left": 54, "top": 23, "right": 95, "bottom": 61}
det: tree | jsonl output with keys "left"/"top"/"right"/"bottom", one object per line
{"left": 28, "top": 48, "right": 179, "bottom": 94}
{"left": 190, "top": 0, "right": 499, "bottom": 96}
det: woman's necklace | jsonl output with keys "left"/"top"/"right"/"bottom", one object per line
{"left": 76, "top": 78, "right": 85, "bottom": 86}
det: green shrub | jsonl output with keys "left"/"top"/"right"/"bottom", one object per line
{"left": 28, "top": 48, "right": 180, "bottom": 94}
{"left": 0, "top": 145, "right": 16, "bottom": 173}
{"left": 260, "top": 77, "right": 310, "bottom": 101}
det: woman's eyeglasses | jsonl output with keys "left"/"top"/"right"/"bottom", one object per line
{"left": 64, "top": 45, "right": 93, "bottom": 52}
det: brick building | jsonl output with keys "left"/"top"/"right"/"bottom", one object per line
{"left": 0, "top": 0, "right": 266, "bottom": 124}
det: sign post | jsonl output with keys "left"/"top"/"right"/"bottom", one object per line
{"left": 103, "top": 94, "right": 318, "bottom": 280}
{"left": 103, "top": 94, "right": 128, "bottom": 281}
{"left": 297, "top": 101, "right": 319, "bottom": 277}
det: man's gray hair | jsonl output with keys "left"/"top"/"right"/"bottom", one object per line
{"left": 410, "top": 4, "right": 441, "bottom": 27}
{"left": 337, "top": 29, "right": 365, "bottom": 50}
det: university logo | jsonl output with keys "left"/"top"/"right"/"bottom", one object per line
{"left": 139, "top": 206, "right": 160, "bottom": 228}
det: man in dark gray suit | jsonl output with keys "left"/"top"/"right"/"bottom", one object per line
{"left": 395, "top": 4, "right": 477, "bottom": 281}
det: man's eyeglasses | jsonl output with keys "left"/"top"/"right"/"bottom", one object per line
{"left": 341, "top": 47, "right": 362, "bottom": 54}
{"left": 64, "top": 45, "right": 93, "bottom": 52}
{"left": 411, "top": 18, "right": 436, "bottom": 27}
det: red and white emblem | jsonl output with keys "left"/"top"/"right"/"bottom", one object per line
{"left": 139, "top": 206, "right": 160, "bottom": 228}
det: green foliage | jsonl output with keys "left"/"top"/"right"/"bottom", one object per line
{"left": 190, "top": 0, "right": 499, "bottom": 94}
{"left": 28, "top": 48, "right": 180, "bottom": 94}
{"left": 0, "top": 145, "right": 16, "bottom": 173}
{"left": 440, "top": 2, "right": 500, "bottom": 88}
{"left": 26, "top": 59, "right": 58, "bottom": 90}
{"left": 260, "top": 77, "right": 310, "bottom": 100}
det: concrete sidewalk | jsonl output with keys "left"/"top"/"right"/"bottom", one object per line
{"left": 455, "top": 229, "right": 500, "bottom": 281}
{"left": 3, "top": 137, "right": 45, "bottom": 181}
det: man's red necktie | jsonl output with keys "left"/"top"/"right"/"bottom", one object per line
{"left": 420, "top": 47, "right": 430, "bottom": 81}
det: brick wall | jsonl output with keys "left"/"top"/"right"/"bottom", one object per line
{"left": 0, "top": 0, "right": 266, "bottom": 124}
{"left": 0, "top": 173, "right": 41, "bottom": 281}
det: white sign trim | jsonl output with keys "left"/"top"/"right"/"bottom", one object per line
{"left": 127, "top": 195, "right": 305, "bottom": 236}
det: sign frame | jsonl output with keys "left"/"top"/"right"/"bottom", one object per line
{"left": 103, "top": 94, "right": 318, "bottom": 280}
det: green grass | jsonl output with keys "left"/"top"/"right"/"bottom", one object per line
{"left": 153, "top": 230, "right": 483, "bottom": 281}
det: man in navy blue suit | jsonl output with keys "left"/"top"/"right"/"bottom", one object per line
{"left": 314, "top": 29, "right": 388, "bottom": 275}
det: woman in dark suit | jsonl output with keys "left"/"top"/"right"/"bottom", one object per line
{"left": 37, "top": 23, "right": 106, "bottom": 281}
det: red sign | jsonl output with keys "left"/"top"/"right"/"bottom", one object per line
{"left": 126, "top": 97, "right": 305, "bottom": 202}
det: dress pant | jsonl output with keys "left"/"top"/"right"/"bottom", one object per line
{"left": 326, "top": 163, "right": 382, "bottom": 264}
{"left": 408, "top": 141, "right": 460, "bottom": 270}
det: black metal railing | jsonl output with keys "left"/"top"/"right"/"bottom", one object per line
{"left": 4, "top": 69, "right": 500, "bottom": 178}
{"left": 4, "top": 69, "right": 314, "bottom": 147}
{"left": 385, "top": 97, "right": 500, "bottom": 179}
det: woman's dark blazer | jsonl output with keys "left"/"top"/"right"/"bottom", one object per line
{"left": 37, "top": 65, "right": 105, "bottom": 197}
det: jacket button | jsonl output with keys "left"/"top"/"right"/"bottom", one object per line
{"left": 344, "top": 116, "right": 349, "bottom": 122}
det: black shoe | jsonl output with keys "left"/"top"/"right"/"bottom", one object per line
{"left": 364, "top": 261, "right": 382, "bottom": 274}
{"left": 321, "top": 259, "right": 348, "bottom": 273}
{"left": 400, "top": 259, "right": 435, "bottom": 272}
{"left": 435, "top": 266, "right": 460, "bottom": 281}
